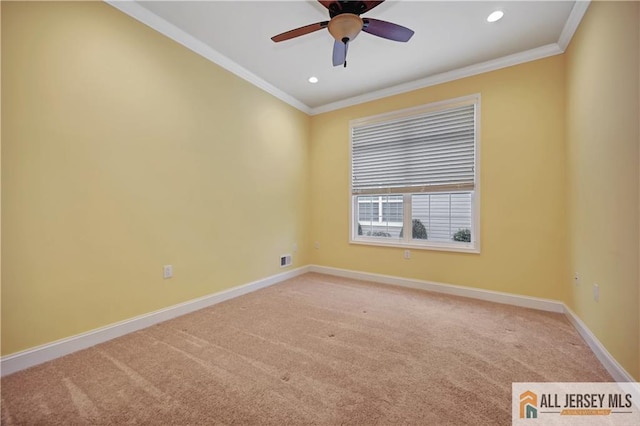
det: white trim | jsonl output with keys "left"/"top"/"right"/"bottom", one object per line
{"left": 104, "top": 0, "right": 312, "bottom": 115}
{"left": 310, "top": 44, "right": 562, "bottom": 115}
{"left": 2, "top": 265, "right": 635, "bottom": 384}
{"left": 310, "top": 265, "right": 637, "bottom": 382}
{"left": 557, "top": 0, "right": 591, "bottom": 51}
{"left": 105, "top": 1, "right": 585, "bottom": 117}
{"left": 309, "top": 265, "right": 564, "bottom": 313}
{"left": 348, "top": 239, "right": 480, "bottom": 254}
{"left": 473, "top": 99, "right": 482, "bottom": 254}
{"left": 563, "top": 305, "right": 637, "bottom": 383}
{"left": 0, "top": 266, "right": 310, "bottom": 377}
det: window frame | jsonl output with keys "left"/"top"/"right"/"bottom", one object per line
{"left": 348, "top": 94, "right": 481, "bottom": 254}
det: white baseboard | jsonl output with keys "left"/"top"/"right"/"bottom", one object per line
{"left": 309, "top": 264, "right": 636, "bottom": 383}
{"left": 308, "top": 265, "right": 564, "bottom": 313}
{"left": 0, "top": 266, "right": 310, "bottom": 377}
{"left": 3, "top": 264, "right": 636, "bottom": 385}
{"left": 563, "top": 305, "right": 637, "bottom": 383}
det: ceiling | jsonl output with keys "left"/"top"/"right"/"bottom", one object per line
{"left": 108, "top": 1, "right": 587, "bottom": 115}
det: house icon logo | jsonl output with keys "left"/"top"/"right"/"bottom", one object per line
{"left": 520, "top": 390, "right": 538, "bottom": 419}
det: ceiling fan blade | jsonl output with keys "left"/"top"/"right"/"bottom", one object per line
{"left": 319, "top": 1, "right": 384, "bottom": 15}
{"left": 362, "top": 18, "right": 414, "bottom": 42}
{"left": 360, "top": 1, "right": 385, "bottom": 14}
{"left": 332, "top": 40, "right": 348, "bottom": 67}
{"left": 318, "top": 0, "right": 344, "bottom": 18}
{"left": 271, "top": 21, "right": 329, "bottom": 42}
{"left": 318, "top": 1, "right": 335, "bottom": 10}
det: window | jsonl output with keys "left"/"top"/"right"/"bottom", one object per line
{"left": 350, "top": 94, "right": 479, "bottom": 252}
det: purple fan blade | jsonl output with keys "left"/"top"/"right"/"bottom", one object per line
{"left": 332, "top": 40, "right": 348, "bottom": 67}
{"left": 362, "top": 18, "right": 414, "bottom": 42}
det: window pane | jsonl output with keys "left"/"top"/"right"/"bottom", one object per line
{"left": 382, "top": 195, "right": 403, "bottom": 222}
{"left": 356, "top": 195, "right": 402, "bottom": 239}
{"left": 411, "top": 192, "right": 472, "bottom": 242}
{"left": 358, "top": 196, "right": 379, "bottom": 222}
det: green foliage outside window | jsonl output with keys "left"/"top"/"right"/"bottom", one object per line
{"left": 399, "top": 219, "right": 428, "bottom": 240}
{"left": 367, "top": 231, "right": 392, "bottom": 237}
{"left": 453, "top": 228, "right": 471, "bottom": 242}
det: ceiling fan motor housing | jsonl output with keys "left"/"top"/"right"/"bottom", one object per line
{"left": 328, "top": 13, "right": 363, "bottom": 43}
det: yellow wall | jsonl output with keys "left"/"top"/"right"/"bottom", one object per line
{"left": 310, "top": 57, "right": 568, "bottom": 301}
{"left": 1, "top": 1, "right": 310, "bottom": 355}
{"left": 565, "top": 1, "right": 640, "bottom": 380}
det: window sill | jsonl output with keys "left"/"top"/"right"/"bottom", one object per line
{"left": 349, "top": 238, "right": 480, "bottom": 254}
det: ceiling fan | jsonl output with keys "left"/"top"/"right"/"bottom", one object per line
{"left": 271, "top": 0, "right": 414, "bottom": 68}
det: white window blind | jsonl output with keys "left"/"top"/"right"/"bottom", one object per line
{"left": 352, "top": 103, "right": 476, "bottom": 195}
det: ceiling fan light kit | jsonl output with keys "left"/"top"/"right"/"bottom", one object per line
{"left": 271, "top": 0, "right": 414, "bottom": 68}
{"left": 328, "top": 13, "right": 363, "bottom": 43}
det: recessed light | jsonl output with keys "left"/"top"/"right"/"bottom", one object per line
{"left": 308, "top": 76, "right": 319, "bottom": 84}
{"left": 487, "top": 10, "right": 504, "bottom": 23}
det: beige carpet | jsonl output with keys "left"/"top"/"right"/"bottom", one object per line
{"left": 1, "top": 273, "right": 611, "bottom": 425}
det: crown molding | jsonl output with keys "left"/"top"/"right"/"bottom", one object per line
{"left": 107, "top": 1, "right": 588, "bottom": 117}
{"left": 310, "top": 43, "right": 563, "bottom": 115}
{"left": 105, "top": 0, "right": 313, "bottom": 115}
{"left": 558, "top": 0, "right": 591, "bottom": 51}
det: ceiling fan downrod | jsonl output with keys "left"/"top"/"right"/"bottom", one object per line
{"left": 342, "top": 37, "right": 349, "bottom": 68}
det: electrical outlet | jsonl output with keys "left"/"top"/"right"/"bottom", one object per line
{"left": 293, "top": 243, "right": 298, "bottom": 253}
{"left": 574, "top": 272, "right": 580, "bottom": 286}
{"left": 314, "top": 241, "right": 320, "bottom": 249}
{"left": 593, "top": 283, "right": 599, "bottom": 302}
{"left": 163, "top": 265, "right": 173, "bottom": 279}
{"left": 404, "top": 250, "right": 411, "bottom": 260}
